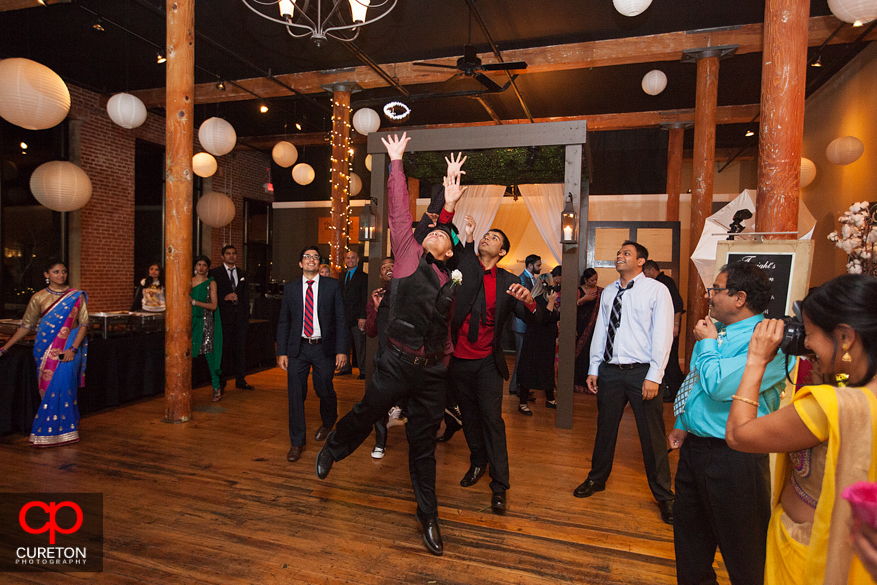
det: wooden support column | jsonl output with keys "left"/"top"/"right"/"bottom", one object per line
{"left": 664, "top": 124, "right": 685, "bottom": 222}
{"left": 164, "top": 0, "right": 194, "bottom": 423}
{"left": 682, "top": 46, "right": 735, "bottom": 366}
{"left": 756, "top": 0, "right": 808, "bottom": 236}
{"left": 407, "top": 176, "right": 420, "bottom": 222}
{"left": 327, "top": 84, "right": 354, "bottom": 273}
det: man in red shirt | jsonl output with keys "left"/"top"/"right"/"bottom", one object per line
{"left": 449, "top": 215, "right": 539, "bottom": 513}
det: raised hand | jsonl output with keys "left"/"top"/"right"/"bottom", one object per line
{"left": 463, "top": 215, "right": 476, "bottom": 242}
{"left": 442, "top": 172, "right": 467, "bottom": 212}
{"left": 445, "top": 152, "right": 467, "bottom": 179}
{"left": 381, "top": 132, "right": 410, "bottom": 161}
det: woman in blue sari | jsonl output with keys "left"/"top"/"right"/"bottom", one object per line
{"left": 0, "top": 260, "right": 89, "bottom": 447}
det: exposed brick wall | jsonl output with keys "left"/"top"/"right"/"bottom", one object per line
{"left": 66, "top": 85, "right": 272, "bottom": 311}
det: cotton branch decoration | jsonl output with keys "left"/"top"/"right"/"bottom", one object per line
{"left": 828, "top": 201, "right": 877, "bottom": 276}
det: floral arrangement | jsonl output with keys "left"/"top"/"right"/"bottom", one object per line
{"left": 828, "top": 201, "right": 876, "bottom": 276}
{"left": 451, "top": 269, "right": 463, "bottom": 286}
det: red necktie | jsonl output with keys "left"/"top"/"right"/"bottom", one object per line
{"left": 303, "top": 280, "right": 315, "bottom": 337}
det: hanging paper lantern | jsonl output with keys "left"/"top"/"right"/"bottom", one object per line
{"left": 106, "top": 92, "right": 147, "bottom": 129}
{"left": 0, "top": 58, "right": 71, "bottom": 130}
{"left": 192, "top": 152, "right": 217, "bottom": 178}
{"left": 800, "top": 158, "right": 817, "bottom": 187}
{"left": 272, "top": 141, "right": 298, "bottom": 168}
{"left": 352, "top": 107, "right": 380, "bottom": 135}
{"left": 365, "top": 154, "right": 372, "bottom": 172}
{"left": 827, "top": 0, "right": 877, "bottom": 25}
{"left": 292, "top": 163, "right": 315, "bottom": 185}
{"left": 826, "top": 136, "right": 864, "bottom": 165}
{"left": 198, "top": 117, "right": 237, "bottom": 156}
{"left": 613, "top": 0, "right": 652, "bottom": 17}
{"left": 349, "top": 172, "right": 362, "bottom": 196}
{"left": 29, "top": 161, "right": 92, "bottom": 212}
{"left": 196, "top": 191, "right": 235, "bottom": 228}
{"left": 641, "top": 70, "right": 667, "bottom": 95}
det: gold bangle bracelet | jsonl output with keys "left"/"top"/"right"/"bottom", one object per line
{"left": 731, "top": 395, "right": 760, "bottom": 407}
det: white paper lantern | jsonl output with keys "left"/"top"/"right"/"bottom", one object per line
{"left": 29, "top": 161, "right": 92, "bottom": 212}
{"left": 272, "top": 141, "right": 298, "bottom": 168}
{"left": 106, "top": 92, "right": 147, "bottom": 129}
{"left": 613, "top": 0, "right": 652, "bottom": 17}
{"left": 641, "top": 70, "right": 667, "bottom": 95}
{"left": 826, "top": 136, "right": 864, "bottom": 166}
{"left": 192, "top": 152, "right": 217, "bottom": 178}
{"left": 292, "top": 163, "right": 315, "bottom": 186}
{"left": 0, "top": 58, "right": 70, "bottom": 130}
{"left": 800, "top": 158, "right": 817, "bottom": 187}
{"left": 198, "top": 117, "right": 237, "bottom": 156}
{"left": 349, "top": 172, "right": 362, "bottom": 196}
{"left": 352, "top": 108, "right": 380, "bottom": 135}
{"left": 365, "top": 154, "right": 372, "bottom": 172}
{"left": 827, "top": 0, "right": 877, "bottom": 24}
{"left": 196, "top": 191, "right": 235, "bottom": 228}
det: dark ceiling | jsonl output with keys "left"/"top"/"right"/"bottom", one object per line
{"left": 0, "top": 0, "right": 873, "bottom": 195}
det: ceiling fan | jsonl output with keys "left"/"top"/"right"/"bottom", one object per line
{"left": 413, "top": 45, "right": 527, "bottom": 92}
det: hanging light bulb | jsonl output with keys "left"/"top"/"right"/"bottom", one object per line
{"left": 260, "top": 103, "right": 269, "bottom": 114}
{"left": 745, "top": 130, "right": 755, "bottom": 137}
{"left": 156, "top": 52, "right": 166, "bottom": 64}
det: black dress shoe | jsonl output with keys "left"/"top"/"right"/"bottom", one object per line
{"left": 315, "top": 439, "right": 335, "bottom": 480}
{"left": 336, "top": 367, "right": 353, "bottom": 376}
{"left": 659, "top": 500, "right": 674, "bottom": 525}
{"left": 460, "top": 464, "right": 487, "bottom": 487}
{"left": 435, "top": 425, "right": 458, "bottom": 443}
{"left": 236, "top": 382, "right": 255, "bottom": 390}
{"left": 416, "top": 510, "right": 443, "bottom": 556}
{"left": 314, "top": 424, "right": 332, "bottom": 442}
{"left": 573, "top": 479, "right": 605, "bottom": 498}
{"left": 357, "top": 373, "right": 366, "bottom": 380}
{"left": 491, "top": 490, "right": 507, "bottom": 513}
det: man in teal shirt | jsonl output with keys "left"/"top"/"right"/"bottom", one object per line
{"left": 669, "top": 262, "right": 791, "bottom": 585}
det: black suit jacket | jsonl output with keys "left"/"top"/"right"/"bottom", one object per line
{"left": 210, "top": 264, "right": 250, "bottom": 326}
{"left": 656, "top": 271, "right": 685, "bottom": 315}
{"left": 340, "top": 266, "right": 369, "bottom": 328}
{"left": 451, "top": 243, "right": 541, "bottom": 380}
{"left": 276, "top": 276, "right": 348, "bottom": 360}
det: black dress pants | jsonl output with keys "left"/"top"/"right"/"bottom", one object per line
{"left": 449, "top": 355, "right": 510, "bottom": 493}
{"left": 287, "top": 342, "right": 337, "bottom": 447}
{"left": 673, "top": 435, "right": 771, "bottom": 585}
{"left": 587, "top": 362, "right": 674, "bottom": 502}
{"left": 327, "top": 348, "right": 446, "bottom": 517}
{"left": 221, "top": 316, "right": 248, "bottom": 384}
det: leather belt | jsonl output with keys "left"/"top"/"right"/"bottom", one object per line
{"left": 302, "top": 337, "right": 323, "bottom": 345}
{"left": 388, "top": 344, "right": 442, "bottom": 367}
{"left": 603, "top": 362, "right": 648, "bottom": 370}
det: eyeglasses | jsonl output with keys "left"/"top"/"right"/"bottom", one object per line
{"left": 706, "top": 286, "right": 730, "bottom": 296}
{"left": 302, "top": 254, "right": 320, "bottom": 260}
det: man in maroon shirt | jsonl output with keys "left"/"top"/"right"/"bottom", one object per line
{"left": 449, "top": 215, "right": 539, "bottom": 513}
{"left": 316, "top": 134, "right": 466, "bottom": 556}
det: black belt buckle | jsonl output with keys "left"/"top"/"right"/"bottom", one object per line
{"left": 303, "top": 337, "right": 322, "bottom": 345}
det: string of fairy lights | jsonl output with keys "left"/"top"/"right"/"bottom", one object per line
{"left": 328, "top": 97, "right": 353, "bottom": 276}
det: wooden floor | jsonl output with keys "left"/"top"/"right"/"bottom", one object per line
{"left": 2, "top": 362, "right": 730, "bottom": 584}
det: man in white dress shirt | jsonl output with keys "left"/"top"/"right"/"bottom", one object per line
{"left": 573, "top": 240, "right": 676, "bottom": 525}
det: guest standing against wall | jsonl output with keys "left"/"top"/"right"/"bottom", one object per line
{"left": 340, "top": 249, "right": 368, "bottom": 379}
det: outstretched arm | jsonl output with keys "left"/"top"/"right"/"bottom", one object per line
{"left": 443, "top": 172, "right": 467, "bottom": 214}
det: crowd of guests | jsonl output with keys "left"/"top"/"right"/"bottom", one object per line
{"left": 3, "top": 131, "right": 877, "bottom": 582}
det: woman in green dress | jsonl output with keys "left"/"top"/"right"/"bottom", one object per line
{"left": 191, "top": 255, "right": 223, "bottom": 401}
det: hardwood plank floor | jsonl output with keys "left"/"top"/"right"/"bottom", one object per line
{"left": 1, "top": 362, "right": 730, "bottom": 584}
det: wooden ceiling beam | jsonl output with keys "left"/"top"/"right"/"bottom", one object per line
{"left": 237, "top": 104, "right": 759, "bottom": 150}
{"left": 0, "top": 0, "right": 65, "bottom": 12}
{"left": 131, "top": 15, "right": 873, "bottom": 109}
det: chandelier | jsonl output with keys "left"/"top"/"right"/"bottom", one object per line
{"left": 241, "top": 0, "right": 398, "bottom": 45}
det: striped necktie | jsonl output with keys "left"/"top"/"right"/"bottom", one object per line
{"left": 303, "top": 280, "right": 315, "bottom": 337}
{"left": 603, "top": 280, "right": 634, "bottom": 362}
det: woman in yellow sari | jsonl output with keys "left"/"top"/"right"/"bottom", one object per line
{"left": 726, "top": 274, "right": 877, "bottom": 584}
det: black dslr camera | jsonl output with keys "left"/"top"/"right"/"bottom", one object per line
{"left": 780, "top": 301, "right": 807, "bottom": 356}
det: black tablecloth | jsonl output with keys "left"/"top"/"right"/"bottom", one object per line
{"left": 1, "top": 319, "right": 276, "bottom": 436}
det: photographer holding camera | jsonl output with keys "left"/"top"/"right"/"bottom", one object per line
{"left": 669, "top": 261, "right": 790, "bottom": 584}
{"left": 516, "top": 272, "right": 560, "bottom": 414}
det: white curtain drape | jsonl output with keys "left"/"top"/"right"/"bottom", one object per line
{"left": 452, "top": 184, "right": 506, "bottom": 240}
{"left": 519, "top": 183, "right": 564, "bottom": 264}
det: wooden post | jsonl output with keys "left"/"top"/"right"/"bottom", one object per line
{"left": 164, "top": 0, "right": 194, "bottom": 423}
{"left": 407, "top": 176, "right": 420, "bottom": 222}
{"left": 683, "top": 48, "right": 728, "bottom": 367}
{"left": 329, "top": 88, "right": 351, "bottom": 273}
{"left": 664, "top": 125, "right": 684, "bottom": 222}
{"left": 756, "top": 0, "right": 808, "bottom": 236}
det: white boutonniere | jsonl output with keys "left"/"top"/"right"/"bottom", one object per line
{"left": 451, "top": 270, "right": 463, "bottom": 286}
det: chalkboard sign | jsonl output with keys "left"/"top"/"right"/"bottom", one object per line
{"left": 727, "top": 252, "right": 795, "bottom": 318}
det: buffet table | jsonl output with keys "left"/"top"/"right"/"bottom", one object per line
{"left": 1, "top": 319, "right": 276, "bottom": 435}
